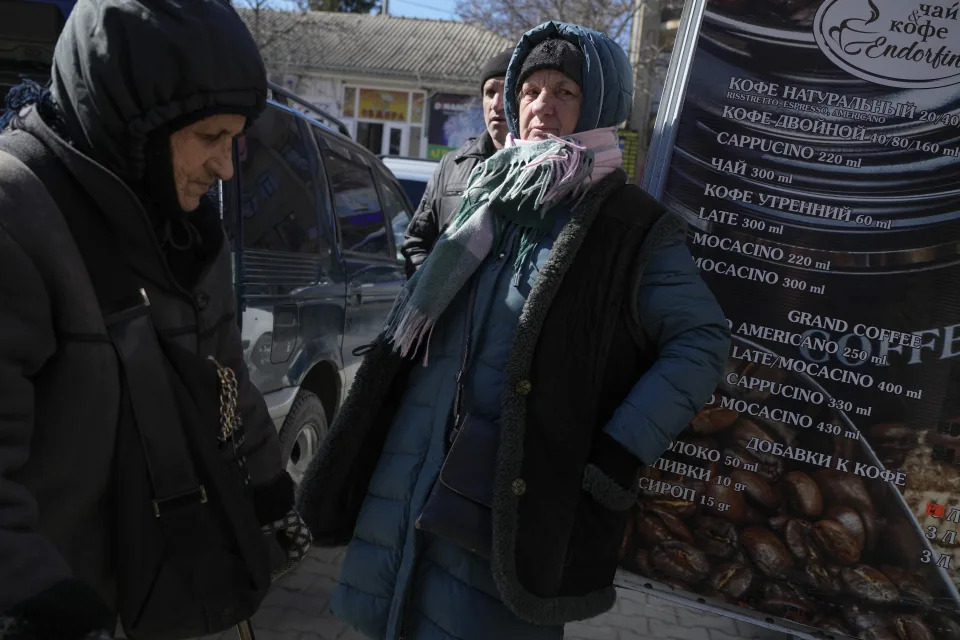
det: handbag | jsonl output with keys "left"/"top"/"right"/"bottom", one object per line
{"left": 415, "top": 281, "right": 500, "bottom": 558}
{"left": 0, "top": 135, "right": 269, "bottom": 639}
{"left": 112, "top": 330, "right": 270, "bottom": 639}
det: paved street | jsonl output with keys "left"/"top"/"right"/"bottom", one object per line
{"left": 200, "top": 548, "right": 795, "bottom": 640}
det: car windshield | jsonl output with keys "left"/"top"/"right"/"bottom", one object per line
{"left": 398, "top": 178, "right": 427, "bottom": 209}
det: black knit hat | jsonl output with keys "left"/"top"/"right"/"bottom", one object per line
{"left": 517, "top": 38, "right": 584, "bottom": 91}
{"left": 480, "top": 48, "right": 514, "bottom": 90}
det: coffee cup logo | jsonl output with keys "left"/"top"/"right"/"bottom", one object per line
{"left": 814, "top": 0, "right": 960, "bottom": 88}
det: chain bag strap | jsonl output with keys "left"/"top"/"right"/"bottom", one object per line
{"left": 212, "top": 357, "right": 238, "bottom": 442}
{"left": 210, "top": 357, "right": 250, "bottom": 487}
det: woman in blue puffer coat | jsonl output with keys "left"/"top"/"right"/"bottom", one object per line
{"left": 299, "top": 20, "right": 731, "bottom": 640}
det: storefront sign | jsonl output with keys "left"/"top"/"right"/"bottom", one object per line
{"left": 619, "top": 1, "right": 960, "bottom": 638}
{"left": 814, "top": 0, "right": 960, "bottom": 88}
{"left": 427, "top": 93, "right": 484, "bottom": 160}
{"left": 357, "top": 88, "right": 409, "bottom": 121}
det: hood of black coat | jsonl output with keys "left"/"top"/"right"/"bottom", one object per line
{"left": 50, "top": 0, "right": 266, "bottom": 185}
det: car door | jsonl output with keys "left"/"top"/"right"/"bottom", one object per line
{"left": 229, "top": 104, "right": 344, "bottom": 398}
{"left": 316, "top": 132, "right": 408, "bottom": 391}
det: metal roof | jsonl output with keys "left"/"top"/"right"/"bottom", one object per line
{"left": 239, "top": 9, "right": 514, "bottom": 88}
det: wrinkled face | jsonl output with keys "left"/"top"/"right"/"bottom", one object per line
{"left": 482, "top": 77, "right": 507, "bottom": 149}
{"left": 518, "top": 69, "right": 582, "bottom": 141}
{"left": 170, "top": 113, "right": 246, "bottom": 211}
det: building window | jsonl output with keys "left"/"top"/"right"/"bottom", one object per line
{"left": 408, "top": 126, "right": 422, "bottom": 157}
{"left": 411, "top": 92, "right": 425, "bottom": 124}
{"left": 343, "top": 86, "right": 356, "bottom": 118}
{"left": 388, "top": 128, "right": 402, "bottom": 156}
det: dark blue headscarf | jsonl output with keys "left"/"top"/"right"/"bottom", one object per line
{"left": 503, "top": 21, "right": 634, "bottom": 137}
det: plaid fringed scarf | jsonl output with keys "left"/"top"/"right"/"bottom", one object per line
{"left": 383, "top": 127, "right": 622, "bottom": 358}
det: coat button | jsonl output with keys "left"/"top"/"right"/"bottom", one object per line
{"left": 195, "top": 292, "right": 210, "bottom": 310}
{"left": 515, "top": 379, "right": 532, "bottom": 396}
{"left": 512, "top": 478, "right": 526, "bottom": 496}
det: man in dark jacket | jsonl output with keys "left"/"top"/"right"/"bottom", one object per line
{"left": 401, "top": 47, "right": 513, "bottom": 275}
{"left": 0, "top": 1, "right": 307, "bottom": 638}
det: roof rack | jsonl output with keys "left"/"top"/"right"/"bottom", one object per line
{"left": 377, "top": 154, "right": 438, "bottom": 162}
{"left": 268, "top": 82, "right": 351, "bottom": 139}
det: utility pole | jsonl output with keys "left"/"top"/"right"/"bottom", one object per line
{"left": 627, "top": 0, "right": 663, "bottom": 184}
{"left": 381, "top": 0, "right": 389, "bottom": 14}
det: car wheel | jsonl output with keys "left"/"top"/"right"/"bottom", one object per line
{"left": 278, "top": 390, "right": 327, "bottom": 487}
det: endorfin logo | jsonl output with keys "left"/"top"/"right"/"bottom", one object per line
{"left": 814, "top": 0, "right": 960, "bottom": 88}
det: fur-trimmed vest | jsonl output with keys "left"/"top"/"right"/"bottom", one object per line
{"left": 299, "top": 170, "right": 682, "bottom": 625}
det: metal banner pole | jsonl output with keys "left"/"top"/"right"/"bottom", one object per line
{"left": 639, "top": 0, "right": 706, "bottom": 199}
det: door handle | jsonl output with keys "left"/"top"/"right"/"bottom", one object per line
{"left": 349, "top": 282, "right": 363, "bottom": 306}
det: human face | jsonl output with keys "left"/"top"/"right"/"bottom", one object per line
{"left": 482, "top": 77, "right": 507, "bottom": 149}
{"left": 517, "top": 69, "right": 582, "bottom": 141}
{"left": 170, "top": 113, "right": 246, "bottom": 211}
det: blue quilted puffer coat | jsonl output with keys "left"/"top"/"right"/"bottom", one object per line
{"left": 333, "top": 219, "right": 573, "bottom": 640}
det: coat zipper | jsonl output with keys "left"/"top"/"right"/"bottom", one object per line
{"left": 394, "top": 533, "right": 425, "bottom": 640}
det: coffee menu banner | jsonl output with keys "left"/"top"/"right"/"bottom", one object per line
{"left": 618, "top": 1, "right": 960, "bottom": 638}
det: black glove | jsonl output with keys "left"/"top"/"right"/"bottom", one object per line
{"left": 251, "top": 472, "right": 311, "bottom": 581}
{"left": 261, "top": 509, "right": 312, "bottom": 582}
{"left": 3, "top": 580, "right": 114, "bottom": 640}
{"left": 590, "top": 432, "right": 642, "bottom": 490}
{"left": 251, "top": 471, "right": 295, "bottom": 526}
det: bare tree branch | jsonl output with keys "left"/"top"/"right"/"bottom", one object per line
{"left": 456, "top": 0, "right": 637, "bottom": 46}
{"left": 236, "top": 0, "right": 310, "bottom": 53}
{"left": 237, "top": 0, "right": 377, "bottom": 56}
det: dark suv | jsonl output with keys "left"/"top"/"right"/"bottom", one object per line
{"left": 222, "top": 89, "right": 411, "bottom": 484}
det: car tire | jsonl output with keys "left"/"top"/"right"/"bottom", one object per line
{"left": 278, "top": 390, "right": 327, "bottom": 487}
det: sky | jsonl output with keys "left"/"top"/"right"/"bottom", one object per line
{"left": 386, "top": 0, "right": 460, "bottom": 20}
